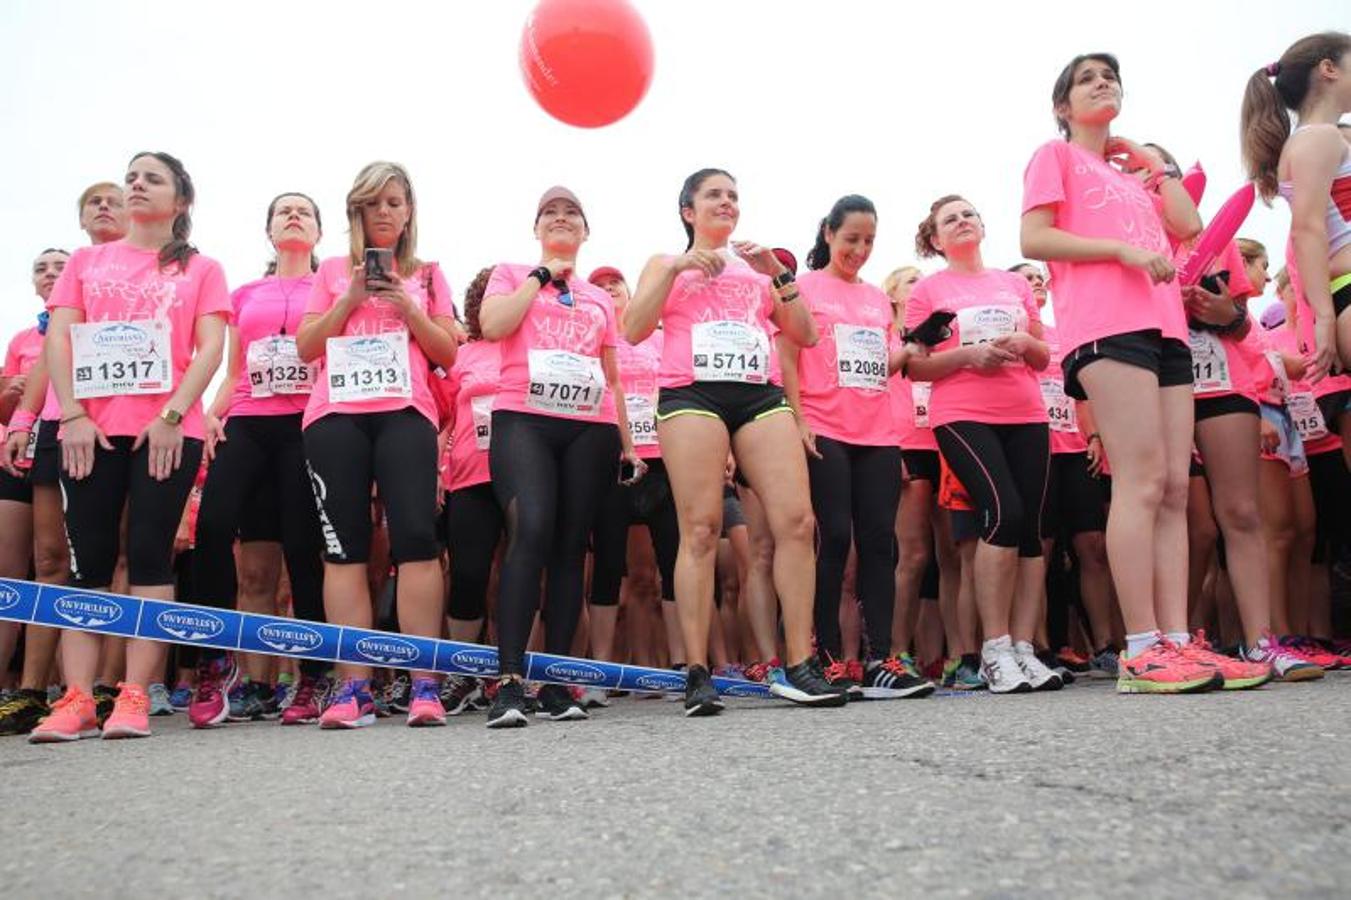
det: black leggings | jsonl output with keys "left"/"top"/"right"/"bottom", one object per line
{"left": 303, "top": 409, "right": 440, "bottom": 565}
{"left": 192, "top": 414, "right": 326, "bottom": 673}
{"left": 935, "top": 421, "right": 1049, "bottom": 558}
{"left": 489, "top": 410, "right": 620, "bottom": 676}
{"left": 61, "top": 436, "right": 204, "bottom": 588}
{"left": 444, "top": 482, "right": 504, "bottom": 622}
{"left": 808, "top": 436, "right": 902, "bottom": 660}
{"left": 590, "top": 459, "right": 679, "bottom": 606}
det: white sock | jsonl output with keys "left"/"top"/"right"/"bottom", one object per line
{"left": 1125, "top": 630, "right": 1161, "bottom": 659}
{"left": 1166, "top": 631, "right": 1190, "bottom": 647}
{"left": 982, "top": 635, "right": 1013, "bottom": 658}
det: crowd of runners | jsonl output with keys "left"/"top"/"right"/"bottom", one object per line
{"left": 1, "top": 35, "right": 1349, "bottom": 741}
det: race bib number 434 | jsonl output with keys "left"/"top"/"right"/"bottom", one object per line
{"left": 326, "top": 332, "right": 412, "bottom": 403}
{"left": 71, "top": 320, "right": 173, "bottom": 399}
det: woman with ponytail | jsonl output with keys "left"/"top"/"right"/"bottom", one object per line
{"left": 32, "top": 151, "right": 231, "bottom": 741}
{"left": 1241, "top": 31, "right": 1351, "bottom": 387}
{"left": 187, "top": 192, "right": 329, "bottom": 729}
{"left": 780, "top": 195, "right": 931, "bottom": 699}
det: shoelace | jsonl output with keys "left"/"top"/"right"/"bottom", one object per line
{"left": 411, "top": 680, "right": 440, "bottom": 702}
{"left": 822, "top": 656, "right": 850, "bottom": 682}
{"left": 113, "top": 684, "right": 149, "bottom": 716}
{"left": 290, "top": 679, "right": 317, "bottom": 709}
{"left": 193, "top": 659, "right": 226, "bottom": 703}
{"left": 879, "top": 657, "right": 911, "bottom": 679}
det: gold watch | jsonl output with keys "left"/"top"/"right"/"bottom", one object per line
{"left": 160, "top": 407, "right": 184, "bottom": 426}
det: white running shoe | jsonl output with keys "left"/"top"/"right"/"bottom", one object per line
{"left": 1013, "top": 641, "right": 1065, "bottom": 691}
{"left": 980, "top": 640, "right": 1032, "bottom": 694}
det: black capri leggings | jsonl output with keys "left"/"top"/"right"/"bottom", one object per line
{"left": 304, "top": 409, "right": 440, "bottom": 565}
{"left": 590, "top": 459, "right": 679, "bottom": 606}
{"left": 934, "top": 421, "right": 1049, "bottom": 558}
{"left": 61, "top": 436, "right": 204, "bottom": 588}
{"left": 444, "top": 482, "right": 504, "bottom": 622}
{"left": 808, "top": 436, "right": 903, "bottom": 661}
{"left": 490, "top": 410, "right": 621, "bottom": 676}
{"left": 192, "top": 414, "right": 325, "bottom": 625}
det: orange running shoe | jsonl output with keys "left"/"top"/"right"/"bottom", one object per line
{"left": 28, "top": 687, "right": 99, "bottom": 743}
{"left": 1177, "top": 631, "right": 1271, "bottom": 690}
{"left": 1116, "top": 640, "right": 1221, "bottom": 694}
{"left": 101, "top": 683, "right": 152, "bottom": 739}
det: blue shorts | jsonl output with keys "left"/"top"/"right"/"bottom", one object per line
{"left": 1260, "top": 402, "right": 1308, "bottom": 477}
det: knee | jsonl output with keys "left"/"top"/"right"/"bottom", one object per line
{"left": 1075, "top": 532, "right": 1109, "bottom": 570}
{"left": 1213, "top": 497, "right": 1263, "bottom": 536}
{"left": 1160, "top": 470, "right": 1190, "bottom": 514}
{"left": 815, "top": 510, "right": 851, "bottom": 559}
{"left": 986, "top": 496, "right": 1026, "bottom": 549}
{"left": 899, "top": 535, "right": 932, "bottom": 572}
{"left": 681, "top": 519, "right": 722, "bottom": 559}
{"left": 238, "top": 553, "right": 279, "bottom": 597}
{"left": 772, "top": 505, "right": 817, "bottom": 548}
{"left": 33, "top": 533, "right": 69, "bottom": 581}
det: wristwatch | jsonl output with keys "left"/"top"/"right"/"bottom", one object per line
{"left": 160, "top": 407, "right": 184, "bottom": 426}
{"left": 771, "top": 270, "right": 796, "bottom": 290}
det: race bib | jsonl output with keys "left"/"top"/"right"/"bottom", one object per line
{"left": 527, "top": 349, "right": 605, "bottom": 417}
{"left": 912, "top": 381, "right": 932, "bottom": 429}
{"left": 626, "top": 393, "right": 658, "bottom": 446}
{"left": 1040, "top": 378, "right": 1077, "bottom": 433}
{"left": 470, "top": 394, "right": 495, "bottom": 450}
{"left": 70, "top": 320, "right": 172, "bottom": 399}
{"left": 691, "top": 320, "right": 769, "bottom": 384}
{"left": 1288, "top": 392, "right": 1329, "bottom": 442}
{"left": 956, "top": 305, "right": 1021, "bottom": 347}
{"left": 247, "top": 336, "right": 314, "bottom": 398}
{"left": 833, "top": 324, "right": 888, "bottom": 390}
{"left": 1189, "top": 330, "right": 1231, "bottom": 393}
{"left": 326, "top": 331, "right": 412, "bottom": 403}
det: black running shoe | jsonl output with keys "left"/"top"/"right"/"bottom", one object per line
{"left": 386, "top": 674, "right": 412, "bottom": 713}
{"left": 486, "top": 679, "right": 529, "bottom": 729}
{"left": 683, "top": 665, "right": 724, "bottom": 717}
{"left": 0, "top": 689, "right": 50, "bottom": 736}
{"left": 1037, "top": 649, "right": 1076, "bottom": 685}
{"left": 92, "top": 684, "right": 117, "bottom": 726}
{"left": 770, "top": 659, "right": 849, "bottom": 707}
{"left": 440, "top": 675, "right": 483, "bottom": 716}
{"left": 536, "top": 684, "right": 589, "bottom": 721}
{"left": 861, "top": 657, "right": 936, "bottom": 700}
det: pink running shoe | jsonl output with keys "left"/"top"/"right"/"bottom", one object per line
{"left": 101, "top": 683, "right": 152, "bottom": 739}
{"left": 742, "top": 658, "right": 782, "bottom": 684}
{"left": 280, "top": 675, "right": 324, "bottom": 726}
{"left": 406, "top": 678, "right": 447, "bottom": 727}
{"left": 1279, "top": 636, "right": 1343, "bottom": 671}
{"left": 1116, "top": 640, "right": 1222, "bottom": 694}
{"left": 1178, "top": 631, "right": 1272, "bottom": 691}
{"left": 319, "top": 678, "right": 376, "bottom": 729}
{"left": 28, "top": 687, "right": 99, "bottom": 743}
{"left": 188, "top": 654, "right": 238, "bottom": 729}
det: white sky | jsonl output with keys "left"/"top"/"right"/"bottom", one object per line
{"left": 2, "top": 0, "right": 1345, "bottom": 351}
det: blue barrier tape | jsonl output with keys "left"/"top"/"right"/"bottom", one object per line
{"left": 0, "top": 577, "right": 770, "bottom": 699}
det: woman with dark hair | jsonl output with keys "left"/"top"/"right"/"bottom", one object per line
{"left": 1021, "top": 54, "right": 1226, "bottom": 694}
{"left": 437, "top": 266, "right": 501, "bottom": 715}
{"left": 297, "top": 161, "right": 459, "bottom": 729}
{"left": 186, "top": 192, "right": 331, "bottom": 729}
{"left": 781, "top": 194, "right": 930, "bottom": 699}
{"left": 31, "top": 151, "right": 230, "bottom": 741}
{"left": 907, "top": 195, "right": 1058, "bottom": 694}
{"left": 1241, "top": 31, "right": 1351, "bottom": 383}
{"left": 478, "top": 186, "right": 640, "bottom": 728}
{"left": 625, "top": 168, "right": 847, "bottom": 714}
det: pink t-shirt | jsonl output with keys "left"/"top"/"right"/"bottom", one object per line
{"left": 444, "top": 340, "right": 499, "bottom": 493}
{"left": 226, "top": 275, "right": 314, "bottom": 418}
{"left": 1269, "top": 322, "right": 1343, "bottom": 455}
{"left": 1041, "top": 325, "right": 1087, "bottom": 454}
{"left": 891, "top": 355, "right": 937, "bottom": 452}
{"left": 301, "top": 256, "right": 454, "bottom": 430}
{"left": 1022, "top": 139, "right": 1188, "bottom": 356}
{"left": 794, "top": 270, "right": 896, "bottom": 447}
{"left": 1185, "top": 242, "right": 1258, "bottom": 402}
{"left": 613, "top": 330, "right": 664, "bottom": 460}
{"left": 904, "top": 268, "right": 1048, "bottom": 428}
{"left": 657, "top": 257, "right": 782, "bottom": 389}
{"left": 3, "top": 326, "right": 42, "bottom": 378}
{"left": 484, "top": 263, "right": 617, "bottom": 423}
{"left": 46, "top": 240, "right": 232, "bottom": 440}
{"left": 1285, "top": 237, "right": 1351, "bottom": 402}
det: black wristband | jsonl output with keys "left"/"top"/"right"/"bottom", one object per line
{"left": 772, "top": 270, "right": 796, "bottom": 290}
{"left": 530, "top": 266, "right": 551, "bottom": 288}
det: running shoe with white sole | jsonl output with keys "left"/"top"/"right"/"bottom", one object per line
{"left": 683, "top": 664, "right": 724, "bottom": 717}
{"left": 281, "top": 675, "right": 324, "bottom": 725}
{"left": 319, "top": 678, "right": 377, "bottom": 729}
{"left": 1089, "top": 647, "right": 1120, "bottom": 679}
{"left": 980, "top": 641, "right": 1032, "bottom": 694}
{"left": 1116, "top": 641, "right": 1222, "bottom": 694}
{"left": 487, "top": 679, "right": 529, "bottom": 729}
{"left": 821, "top": 656, "right": 863, "bottom": 701}
{"left": 1243, "top": 633, "right": 1324, "bottom": 682}
{"left": 386, "top": 674, "right": 412, "bottom": 714}
{"left": 441, "top": 675, "right": 484, "bottom": 716}
{"left": 28, "top": 687, "right": 99, "bottom": 743}
{"left": 169, "top": 682, "right": 193, "bottom": 711}
{"left": 406, "top": 678, "right": 447, "bottom": 727}
{"left": 1177, "top": 632, "right": 1271, "bottom": 690}
{"left": 770, "top": 659, "right": 850, "bottom": 707}
{"left": 537, "top": 683, "right": 589, "bottom": 721}
{"left": 148, "top": 683, "right": 175, "bottom": 716}
{"left": 101, "top": 683, "right": 153, "bottom": 739}
{"left": 188, "top": 654, "right": 239, "bottom": 729}
{"left": 1016, "top": 642, "right": 1065, "bottom": 691}
{"left": 577, "top": 687, "right": 611, "bottom": 709}
{"left": 861, "top": 656, "right": 936, "bottom": 699}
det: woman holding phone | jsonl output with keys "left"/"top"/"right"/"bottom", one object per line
{"left": 478, "top": 187, "right": 640, "bottom": 728}
{"left": 296, "top": 162, "right": 458, "bottom": 730}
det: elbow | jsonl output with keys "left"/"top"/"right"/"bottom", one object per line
{"left": 1176, "top": 215, "right": 1203, "bottom": 243}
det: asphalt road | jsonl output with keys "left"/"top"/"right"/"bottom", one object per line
{"left": 2, "top": 675, "right": 1348, "bottom": 899}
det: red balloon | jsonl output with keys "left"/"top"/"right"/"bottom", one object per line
{"left": 520, "top": 0, "right": 654, "bottom": 128}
